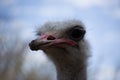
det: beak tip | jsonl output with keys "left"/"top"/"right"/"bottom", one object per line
{"left": 29, "top": 41, "right": 39, "bottom": 51}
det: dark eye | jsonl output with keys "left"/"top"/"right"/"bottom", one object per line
{"left": 69, "top": 28, "right": 85, "bottom": 41}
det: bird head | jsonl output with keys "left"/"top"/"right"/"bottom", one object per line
{"left": 29, "top": 20, "right": 89, "bottom": 79}
{"left": 29, "top": 20, "right": 86, "bottom": 53}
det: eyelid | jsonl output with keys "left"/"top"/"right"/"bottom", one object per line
{"left": 74, "top": 26, "right": 86, "bottom": 34}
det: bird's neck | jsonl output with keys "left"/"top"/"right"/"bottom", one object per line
{"left": 56, "top": 61, "right": 87, "bottom": 80}
{"left": 46, "top": 48, "right": 87, "bottom": 80}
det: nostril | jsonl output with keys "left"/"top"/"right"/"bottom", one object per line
{"left": 47, "top": 35, "right": 56, "bottom": 40}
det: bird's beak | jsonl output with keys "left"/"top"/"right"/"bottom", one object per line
{"left": 29, "top": 34, "right": 77, "bottom": 51}
{"left": 29, "top": 34, "right": 54, "bottom": 51}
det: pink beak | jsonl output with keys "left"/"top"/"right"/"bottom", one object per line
{"left": 29, "top": 34, "right": 77, "bottom": 51}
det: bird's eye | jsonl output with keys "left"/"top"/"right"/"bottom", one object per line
{"left": 69, "top": 27, "right": 85, "bottom": 41}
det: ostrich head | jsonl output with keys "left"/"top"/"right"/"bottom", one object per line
{"left": 29, "top": 20, "right": 89, "bottom": 80}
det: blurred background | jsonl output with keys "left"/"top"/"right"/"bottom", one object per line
{"left": 0, "top": 0, "right": 120, "bottom": 80}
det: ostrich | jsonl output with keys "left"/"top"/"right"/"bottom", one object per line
{"left": 29, "top": 20, "right": 89, "bottom": 80}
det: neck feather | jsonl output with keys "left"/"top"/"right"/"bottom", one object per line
{"left": 56, "top": 60, "right": 87, "bottom": 80}
{"left": 45, "top": 47, "right": 87, "bottom": 80}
